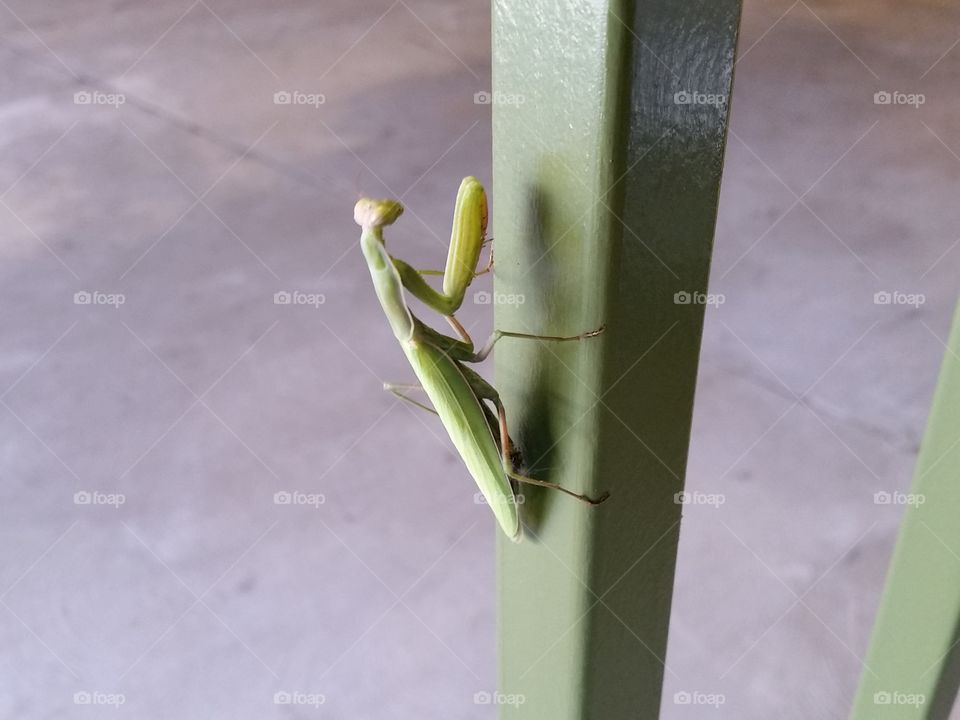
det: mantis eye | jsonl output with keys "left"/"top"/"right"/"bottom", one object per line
{"left": 354, "top": 198, "right": 404, "bottom": 229}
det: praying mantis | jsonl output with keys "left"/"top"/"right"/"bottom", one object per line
{"left": 356, "top": 176, "right": 608, "bottom": 542}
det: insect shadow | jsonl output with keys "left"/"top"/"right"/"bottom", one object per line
{"left": 504, "top": 176, "right": 570, "bottom": 539}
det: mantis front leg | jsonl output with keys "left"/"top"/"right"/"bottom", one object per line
{"left": 412, "top": 239, "right": 493, "bottom": 279}
{"left": 391, "top": 176, "right": 489, "bottom": 317}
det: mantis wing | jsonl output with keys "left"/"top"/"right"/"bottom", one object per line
{"left": 403, "top": 340, "right": 521, "bottom": 542}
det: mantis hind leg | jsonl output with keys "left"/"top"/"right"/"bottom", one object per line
{"left": 506, "top": 468, "right": 610, "bottom": 506}
{"left": 383, "top": 382, "right": 437, "bottom": 416}
{"left": 462, "top": 369, "right": 610, "bottom": 506}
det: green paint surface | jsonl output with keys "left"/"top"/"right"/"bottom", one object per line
{"left": 851, "top": 301, "right": 960, "bottom": 720}
{"left": 492, "top": 1, "right": 741, "bottom": 717}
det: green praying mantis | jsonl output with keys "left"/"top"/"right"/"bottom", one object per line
{"left": 356, "top": 176, "right": 608, "bottom": 542}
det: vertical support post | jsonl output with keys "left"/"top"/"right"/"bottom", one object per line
{"left": 493, "top": 1, "right": 741, "bottom": 718}
{"left": 850, "top": 301, "right": 960, "bottom": 720}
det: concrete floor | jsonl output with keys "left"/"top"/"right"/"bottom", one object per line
{"left": 0, "top": 0, "right": 957, "bottom": 718}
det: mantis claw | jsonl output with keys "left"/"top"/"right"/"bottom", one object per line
{"left": 585, "top": 490, "right": 611, "bottom": 506}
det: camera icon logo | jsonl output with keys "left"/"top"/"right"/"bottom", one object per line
{"left": 673, "top": 90, "right": 692, "bottom": 105}
{"left": 873, "top": 91, "right": 892, "bottom": 105}
{"left": 674, "top": 291, "right": 691, "bottom": 305}
{"left": 474, "top": 91, "right": 492, "bottom": 105}
{"left": 274, "top": 91, "right": 292, "bottom": 105}
{"left": 474, "top": 290, "right": 491, "bottom": 305}
{"left": 274, "top": 491, "right": 292, "bottom": 505}
{"left": 274, "top": 291, "right": 292, "bottom": 305}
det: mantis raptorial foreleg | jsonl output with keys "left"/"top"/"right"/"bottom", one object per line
{"left": 390, "top": 176, "right": 489, "bottom": 317}
{"left": 474, "top": 244, "right": 494, "bottom": 277}
{"left": 412, "top": 242, "right": 493, "bottom": 279}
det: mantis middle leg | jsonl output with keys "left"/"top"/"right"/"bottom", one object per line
{"left": 415, "top": 320, "right": 606, "bottom": 365}
{"left": 468, "top": 325, "right": 606, "bottom": 362}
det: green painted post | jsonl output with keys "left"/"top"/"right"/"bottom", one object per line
{"left": 850, "top": 301, "right": 960, "bottom": 720}
{"left": 492, "top": 1, "right": 741, "bottom": 717}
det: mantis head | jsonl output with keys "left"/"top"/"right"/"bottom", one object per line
{"left": 354, "top": 198, "right": 404, "bottom": 231}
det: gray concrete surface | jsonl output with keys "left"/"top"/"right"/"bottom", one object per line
{"left": 0, "top": 0, "right": 957, "bottom": 717}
